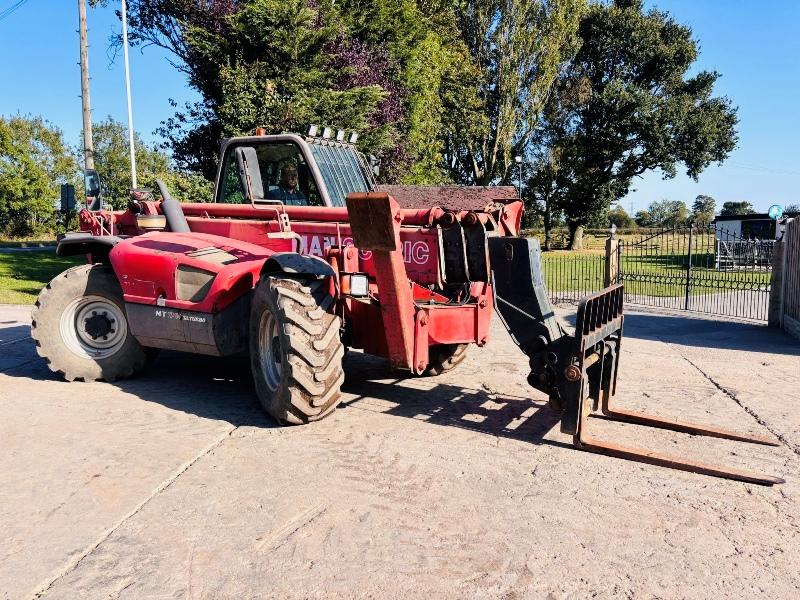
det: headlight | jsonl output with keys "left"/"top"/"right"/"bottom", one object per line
{"left": 343, "top": 273, "right": 369, "bottom": 297}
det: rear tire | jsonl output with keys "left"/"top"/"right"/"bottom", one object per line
{"left": 31, "top": 264, "right": 149, "bottom": 382}
{"left": 423, "top": 343, "right": 469, "bottom": 376}
{"left": 249, "top": 275, "right": 344, "bottom": 424}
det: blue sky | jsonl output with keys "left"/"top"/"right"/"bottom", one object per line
{"left": 0, "top": 0, "right": 798, "bottom": 213}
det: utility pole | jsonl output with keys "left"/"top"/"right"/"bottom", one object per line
{"left": 78, "top": 0, "right": 94, "bottom": 170}
{"left": 121, "top": 0, "right": 137, "bottom": 188}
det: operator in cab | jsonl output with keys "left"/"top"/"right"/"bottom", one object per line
{"left": 268, "top": 161, "right": 307, "bottom": 205}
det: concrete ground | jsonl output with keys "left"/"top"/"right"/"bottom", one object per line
{"left": 1, "top": 303, "right": 799, "bottom": 599}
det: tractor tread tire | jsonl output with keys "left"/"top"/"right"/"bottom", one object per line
{"left": 31, "top": 263, "right": 148, "bottom": 382}
{"left": 250, "top": 276, "right": 344, "bottom": 425}
{"left": 423, "top": 343, "right": 470, "bottom": 377}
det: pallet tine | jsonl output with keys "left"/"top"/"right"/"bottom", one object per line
{"left": 569, "top": 284, "right": 783, "bottom": 485}
{"left": 575, "top": 428, "right": 785, "bottom": 486}
{"left": 594, "top": 403, "right": 780, "bottom": 447}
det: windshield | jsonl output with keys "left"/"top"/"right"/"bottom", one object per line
{"left": 308, "top": 143, "right": 371, "bottom": 207}
{"left": 218, "top": 141, "right": 322, "bottom": 206}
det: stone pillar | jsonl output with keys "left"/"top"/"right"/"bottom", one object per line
{"left": 605, "top": 236, "right": 619, "bottom": 287}
{"left": 768, "top": 239, "right": 784, "bottom": 328}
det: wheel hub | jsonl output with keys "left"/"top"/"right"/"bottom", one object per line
{"left": 84, "top": 311, "right": 115, "bottom": 340}
{"left": 60, "top": 296, "right": 127, "bottom": 359}
{"left": 259, "top": 311, "right": 283, "bottom": 391}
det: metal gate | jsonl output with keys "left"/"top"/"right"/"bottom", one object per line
{"left": 618, "top": 224, "right": 774, "bottom": 321}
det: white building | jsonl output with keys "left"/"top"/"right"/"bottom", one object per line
{"left": 712, "top": 212, "right": 799, "bottom": 240}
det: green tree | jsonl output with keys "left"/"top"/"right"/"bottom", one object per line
{"left": 92, "top": 117, "right": 212, "bottom": 208}
{"left": 634, "top": 209, "right": 653, "bottom": 228}
{"left": 445, "top": 0, "right": 585, "bottom": 185}
{"left": 663, "top": 200, "right": 689, "bottom": 227}
{"left": 608, "top": 205, "right": 635, "bottom": 229}
{"left": 338, "top": 0, "right": 462, "bottom": 183}
{"left": 526, "top": 156, "right": 566, "bottom": 248}
{"left": 719, "top": 201, "right": 754, "bottom": 216}
{"left": 691, "top": 194, "right": 716, "bottom": 224}
{"left": 115, "top": 0, "right": 588, "bottom": 186}
{"left": 535, "top": 0, "right": 738, "bottom": 248}
{"left": 635, "top": 199, "right": 689, "bottom": 227}
{"left": 0, "top": 115, "right": 78, "bottom": 238}
{"left": 154, "top": 170, "right": 215, "bottom": 203}
{"left": 121, "top": 0, "right": 392, "bottom": 179}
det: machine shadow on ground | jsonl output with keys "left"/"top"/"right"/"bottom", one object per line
{"left": 10, "top": 309, "right": 794, "bottom": 450}
{"left": 4, "top": 327, "right": 566, "bottom": 450}
{"left": 129, "top": 348, "right": 568, "bottom": 451}
{"left": 0, "top": 324, "right": 30, "bottom": 343}
{"left": 339, "top": 352, "right": 568, "bottom": 451}
{"left": 116, "top": 352, "right": 276, "bottom": 428}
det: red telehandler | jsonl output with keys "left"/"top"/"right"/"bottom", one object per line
{"left": 33, "top": 130, "right": 782, "bottom": 485}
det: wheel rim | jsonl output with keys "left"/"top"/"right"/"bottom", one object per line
{"left": 59, "top": 295, "right": 128, "bottom": 360}
{"left": 258, "top": 311, "right": 283, "bottom": 391}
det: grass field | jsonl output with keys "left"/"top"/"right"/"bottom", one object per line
{"left": 0, "top": 252, "right": 81, "bottom": 304}
{"left": 541, "top": 249, "right": 772, "bottom": 298}
{"left": 0, "top": 245, "right": 771, "bottom": 306}
{"left": 0, "top": 239, "right": 57, "bottom": 248}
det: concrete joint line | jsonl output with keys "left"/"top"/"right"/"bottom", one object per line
{"left": 30, "top": 426, "right": 238, "bottom": 599}
{"left": 255, "top": 503, "right": 328, "bottom": 552}
{"left": 0, "top": 335, "right": 30, "bottom": 347}
{"left": 0, "top": 357, "right": 37, "bottom": 374}
{"left": 668, "top": 341, "right": 800, "bottom": 458}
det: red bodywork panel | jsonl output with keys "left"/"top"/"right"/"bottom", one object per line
{"left": 80, "top": 194, "right": 525, "bottom": 369}
{"left": 109, "top": 232, "right": 272, "bottom": 313}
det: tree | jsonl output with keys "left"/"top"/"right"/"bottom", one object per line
{"left": 608, "top": 205, "right": 635, "bottom": 229}
{"left": 92, "top": 117, "right": 213, "bottom": 209}
{"left": 117, "top": 0, "right": 405, "bottom": 180}
{"left": 691, "top": 194, "right": 715, "bottom": 224}
{"left": 634, "top": 209, "right": 653, "bottom": 228}
{"left": 533, "top": 0, "right": 738, "bottom": 249}
{"left": 783, "top": 203, "right": 799, "bottom": 213}
{"left": 719, "top": 201, "right": 754, "bottom": 216}
{"left": 443, "top": 0, "right": 585, "bottom": 185}
{"left": 527, "top": 157, "right": 566, "bottom": 249}
{"left": 0, "top": 115, "right": 78, "bottom": 238}
{"left": 116, "top": 0, "right": 584, "bottom": 185}
{"left": 336, "top": 0, "right": 460, "bottom": 184}
{"left": 154, "top": 170, "right": 215, "bottom": 204}
{"left": 635, "top": 199, "right": 688, "bottom": 228}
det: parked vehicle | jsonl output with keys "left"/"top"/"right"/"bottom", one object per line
{"left": 33, "top": 129, "right": 782, "bottom": 484}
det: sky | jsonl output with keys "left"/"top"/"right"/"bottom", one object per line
{"left": 0, "top": 0, "right": 798, "bottom": 214}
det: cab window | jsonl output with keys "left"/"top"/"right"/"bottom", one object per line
{"left": 217, "top": 142, "right": 322, "bottom": 206}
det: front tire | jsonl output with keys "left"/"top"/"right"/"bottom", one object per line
{"left": 249, "top": 275, "right": 345, "bottom": 424}
{"left": 31, "top": 264, "right": 149, "bottom": 382}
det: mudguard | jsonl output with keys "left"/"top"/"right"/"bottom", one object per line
{"left": 261, "top": 252, "right": 336, "bottom": 278}
{"left": 57, "top": 232, "right": 123, "bottom": 260}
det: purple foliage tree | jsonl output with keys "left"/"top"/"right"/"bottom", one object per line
{"left": 326, "top": 37, "right": 410, "bottom": 183}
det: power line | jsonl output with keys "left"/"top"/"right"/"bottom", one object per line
{"left": 727, "top": 162, "right": 800, "bottom": 177}
{"left": 0, "top": 0, "right": 29, "bottom": 23}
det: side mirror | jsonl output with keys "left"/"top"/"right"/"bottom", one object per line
{"left": 60, "top": 184, "right": 76, "bottom": 213}
{"left": 84, "top": 169, "right": 102, "bottom": 211}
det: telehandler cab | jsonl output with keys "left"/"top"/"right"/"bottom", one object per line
{"left": 33, "top": 129, "right": 782, "bottom": 485}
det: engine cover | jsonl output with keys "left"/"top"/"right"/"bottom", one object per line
{"left": 108, "top": 232, "right": 275, "bottom": 356}
{"left": 109, "top": 231, "right": 273, "bottom": 313}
